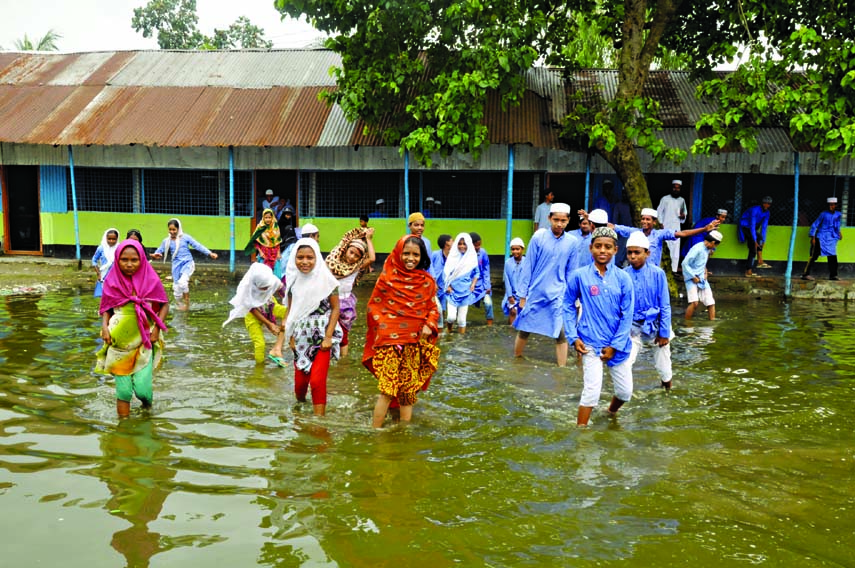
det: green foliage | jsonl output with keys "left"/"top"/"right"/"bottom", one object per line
{"left": 132, "top": 0, "right": 272, "bottom": 50}
{"left": 12, "top": 29, "right": 62, "bottom": 51}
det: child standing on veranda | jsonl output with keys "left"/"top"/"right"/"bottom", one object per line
{"left": 151, "top": 218, "right": 218, "bottom": 311}
{"left": 502, "top": 237, "right": 526, "bottom": 326}
{"left": 325, "top": 227, "right": 375, "bottom": 357}
{"left": 283, "top": 238, "right": 342, "bottom": 416}
{"left": 96, "top": 240, "right": 169, "bottom": 418}
{"left": 222, "top": 263, "right": 288, "bottom": 367}
{"left": 565, "top": 227, "right": 635, "bottom": 426}
{"left": 443, "top": 233, "right": 479, "bottom": 334}
{"left": 682, "top": 231, "right": 723, "bottom": 321}
{"left": 364, "top": 236, "right": 440, "bottom": 428}
{"left": 92, "top": 228, "right": 119, "bottom": 298}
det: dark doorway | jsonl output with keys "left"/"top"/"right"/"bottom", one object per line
{"left": 2, "top": 166, "right": 42, "bottom": 253}
{"left": 547, "top": 173, "right": 587, "bottom": 230}
{"left": 254, "top": 170, "right": 298, "bottom": 226}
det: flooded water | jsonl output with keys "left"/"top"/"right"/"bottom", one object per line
{"left": 1, "top": 286, "right": 853, "bottom": 567}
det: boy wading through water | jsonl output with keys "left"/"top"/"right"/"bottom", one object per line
{"left": 565, "top": 227, "right": 634, "bottom": 426}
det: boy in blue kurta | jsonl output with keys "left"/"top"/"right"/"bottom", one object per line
{"left": 502, "top": 237, "right": 526, "bottom": 326}
{"left": 682, "top": 231, "right": 723, "bottom": 321}
{"left": 802, "top": 197, "right": 843, "bottom": 281}
{"left": 513, "top": 203, "right": 579, "bottom": 367}
{"left": 612, "top": 208, "right": 718, "bottom": 269}
{"left": 565, "top": 226, "right": 634, "bottom": 426}
{"left": 738, "top": 196, "right": 772, "bottom": 277}
{"left": 469, "top": 232, "right": 494, "bottom": 325}
{"left": 431, "top": 234, "right": 452, "bottom": 326}
{"left": 623, "top": 231, "right": 673, "bottom": 390}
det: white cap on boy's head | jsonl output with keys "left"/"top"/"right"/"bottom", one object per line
{"left": 828, "top": 197, "right": 838, "bottom": 203}
{"left": 626, "top": 231, "right": 650, "bottom": 250}
{"left": 550, "top": 203, "right": 571, "bottom": 215}
{"left": 672, "top": 180, "right": 682, "bottom": 186}
{"left": 709, "top": 230, "right": 723, "bottom": 242}
{"left": 717, "top": 209, "right": 728, "bottom": 215}
{"left": 641, "top": 207, "right": 658, "bottom": 218}
{"left": 510, "top": 237, "right": 525, "bottom": 248}
{"left": 301, "top": 223, "right": 319, "bottom": 234}
{"left": 265, "top": 189, "right": 273, "bottom": 195}
{"left": 375, "top": 198, "right": 384, "bottom": 205}
{"left": 426, "top": 196, "right": 434, "bottom": 202}
{"left": 588, "top": 209, "right": 609, "bottom": 224}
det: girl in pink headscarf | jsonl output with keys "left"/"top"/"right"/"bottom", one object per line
{"left": 96, "top": 239, "right": 169, "bottom": 418}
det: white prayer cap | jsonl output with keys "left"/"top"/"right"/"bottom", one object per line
{"left": 510, "top": 237, "right": 525, "bottom": 248}
{"left": 434, "top": 200, "right": 442, "bottom": 205}
{"left": 588, "top": 209, "right": 609, "bottom": 224}
{"left": 301, "top": 223, "right": 319, "bottom": 234}
{"left": 550, "top": 203, "right": 571, "bottom": 214}
{"left": 375, "top": 198, "right": 384, "bottom": 205}
{"left": 426, "top": 196, "right": 435, "bottom": 202}
{"left": 709, "top": 230, "right": 723, "bottom": 242}
{"left": 641, "top": 207, "right": 658, "bottom": 218}
{"left": 265, "top": 189, "right": 274, "bottom": 195}
{"left": 626, "top": 231, "right": 649, "bottom": 250}
{"left": 828, "top": 197, "right": 838, "bottom": 203}
{"left": 717, "top": 209, "right": 728, "bottom": 215}
{"left": 671, "top": 179, "right": 683, "bottom": 186}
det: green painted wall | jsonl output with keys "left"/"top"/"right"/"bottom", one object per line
{"left": 33, "top": 212, "right": 855, "bottom": 262}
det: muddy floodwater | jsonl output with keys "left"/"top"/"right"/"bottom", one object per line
{"left": 1, "top": 286, "right": 853, "bottom": 567}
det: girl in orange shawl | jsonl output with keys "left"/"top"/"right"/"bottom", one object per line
{"left": 364, "top": 235, "right": 441, "bottom": 428}
{"left": 245, "top": 208, "right": 282, "bottom": 271}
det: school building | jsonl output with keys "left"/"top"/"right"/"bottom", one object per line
{"left": 0, "top": 50, "right": 852, "bottom": 270}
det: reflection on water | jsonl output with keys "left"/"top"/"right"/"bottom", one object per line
{"left": 1, "top": 288, "right": 853, "bottom": 565}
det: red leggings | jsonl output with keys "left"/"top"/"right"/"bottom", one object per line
{"left": 294, "top": 349, "right": 331, "bottom": 405}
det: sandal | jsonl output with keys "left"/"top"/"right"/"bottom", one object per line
{"left": 757, "top": 263, "right": 772, "bottom": 268}
{"left": 267, "top": 354, "right": 288, "bottom": 368}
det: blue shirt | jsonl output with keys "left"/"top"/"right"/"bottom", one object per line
{"left": 809, "top": 210, "right": 842, "bottom": 257}
{"left": 613, "top": 225, "right": 676, "bottom": 267}
{"left": 91, "top": 245, "right": 114, "bottom": 280}
{"left": 564, "top": 263, "right": 634, "bottom": 366}
{"left": 624, "top": 262, "right": 671, "bottom": 339}
{"left": 154, "top": 234, "right": 213, "bottom": 282}
{"left": 502, "top": 255, "right": 525, "bottom": 315}
{"left": 513, "top": 228, "right": 579, "bottom": 338}
{"left": 430, "top": 250, "right": 447, "bottom": 300}
{"left": 681, "top": 216, "right": 716, "bottom": 257}
{"left": 682, "top": 241, "right": 712, "bottom": 281}
{"left": 421, "top": 235, "right": 433, "bottom": 257}
{"left": 446, "top": 268, "right": 478, "bottom": 307}
{"left": 472, "top": 248, "right": 491, "bottom": 301}
{"left": 738, "top": 205, "right": 770, "bottom": 244}
{"left": 534, "top": 202, "right": 551, "bottom": 228}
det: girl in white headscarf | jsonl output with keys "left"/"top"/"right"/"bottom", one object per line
{"left": 151, "top": 218, "right": 218, "bottom": 311}
{"left": 443, "top": 232, "right": 479, "bottom": 334}
{"left": 282, "top": 238, "right": 343, "bottom": 416}
{"left": 92, "top": 228, "right": 120, "bottom": 297}
{"left": 223, "top": 263, "right": 287, "bottom": 366}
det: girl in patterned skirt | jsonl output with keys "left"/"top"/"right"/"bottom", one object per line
{"left": 282, "top": 238, "right": 342, "bottom": 416}
{"left": 364, "top": 235, "right": 441, "bottom": 428}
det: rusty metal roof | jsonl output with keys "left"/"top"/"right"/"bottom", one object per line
{"left": 0, "top": 50, "right": 792, "bottom": 152}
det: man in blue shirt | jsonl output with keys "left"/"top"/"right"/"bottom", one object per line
{"left": 513, "top": 203, "right": 580, "bottom": 367}
{"left": 533, "top": 190, "right": 554, "bottom": 232}
{"left": 623, "top": 231, "right": 673, "bottom": 390}
{"left": 565, "top": 226, "right": 634, "bottom": 426}
{"left": 738, "top": 196, "right": 772, "bottom": 277}
{"left": 802, "top": 197, "right": 843, "bottom": 281}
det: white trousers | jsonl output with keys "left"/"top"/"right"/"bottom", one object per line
{"left": 173, "top": 266, "right": 194, "bottom": 298}
{"left": 579, "top": 345, "right": 633, "bottom": 407}
{"left": 628, "top": 330, "right": 673, "bottom": 383}
{"left": 665, "top": 238, "right": 681, "bottom": 272}
{"left": 446, "top": 304, "right": 469, "bottom": 328}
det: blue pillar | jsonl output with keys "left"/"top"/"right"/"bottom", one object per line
{"left": 784, "top": 153, "right": 800, "bottom": 298}
{"left": 584, "top": 153, "right": 591, "bottom": 211}
{"left": 404, "top": 150, "right": 410, "bottom": 229}
{"left": 691, "top": 172, "right": 704, "bottom": 225}
{"left": 67, "top": 146, "right": 81, "bottom": 261}
{"left": 229, "top": 146, "right": 235, "bottom": 273}
{"left": 506, "top": 145, "right": 515, "bottom": 257}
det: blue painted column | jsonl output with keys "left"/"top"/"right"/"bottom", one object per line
{"left": 691, "top": 172, "right": 704, "bottom": 225}
{"left": 404, "top": 150, "right": 410, "bottom": 230}
{"left": 229, "top": 146, "right": 235, "bottom": 273}
{"left": 784, "top": 153, "right": 800, "bottom": 298}
{"left": 506, "top": 145, "right": 515, "bottom": 257}
{"left": 584, "top": 153, "right": 591, "bottom": 211}
{"left": 67, "top": 146, "right": 81, "bottom": 261}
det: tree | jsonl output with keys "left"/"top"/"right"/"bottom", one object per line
{"left": 132, "top": 0, "right": 273, "bottom": 50}
{"left": 12, "top": 29, "right": 62, "bottom": 51}
{"left": 275, "top": 0, "right": 855, "bottom": 220}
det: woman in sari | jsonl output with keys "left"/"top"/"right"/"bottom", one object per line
{"left": 325, "top": 227, "right": 375, "bottom": 356}
{"left": 246, "top": 208, "right": 282, "bottom": 271}
{"left": 364, "top": 235, "right": 440, "bottom": 428}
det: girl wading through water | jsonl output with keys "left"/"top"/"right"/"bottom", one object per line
{"left": 151, "top": 218, "right": 218, "bottom": 311}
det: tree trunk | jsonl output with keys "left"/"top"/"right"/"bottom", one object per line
{"left": 602, "top": 135, "right": 651, "bottom": 226}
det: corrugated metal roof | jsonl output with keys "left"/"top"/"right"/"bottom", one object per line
{"left": 0, "top": 50, "right": 803, "bottom": 153}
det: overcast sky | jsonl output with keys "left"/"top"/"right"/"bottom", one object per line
{"left": 0, "top": 0, "right": 326, "bottom": 52}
